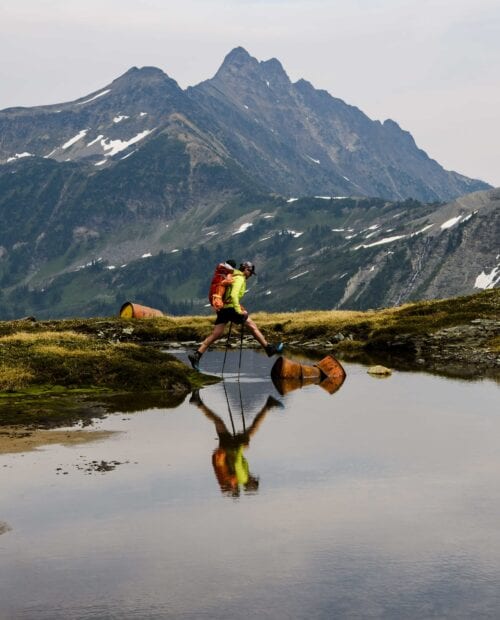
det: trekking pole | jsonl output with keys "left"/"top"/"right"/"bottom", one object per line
{"left": 221, "top": 322, "right": 233, "bottom": 376}
{"left": 238, "top": 323, "right": 244, "bottom": 379}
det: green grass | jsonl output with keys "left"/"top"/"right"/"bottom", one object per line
{"left": 0, "top": 325, "right": 219, "bottom": 427}
{"left": 0, "top": 328, "right": 216, "bottom": 394}
{"left": 2, "top": 289, "right": 497, "bottom": 348}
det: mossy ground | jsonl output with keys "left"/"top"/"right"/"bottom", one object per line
{"left": 252, "top": 289, "right": 500, "bottom": 347}
{"left": 0, "top": 327, "right": 217, "bottom": 427}
{"left": 0, "top": 329, "right": 201, "bottom": 393}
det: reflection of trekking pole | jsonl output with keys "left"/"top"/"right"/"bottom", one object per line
{"left": 238, "top": 323, "right": 244, "bottom": 379}
{"left": 238, "top": 373, "right": 246, "bottom": 433}
{"left": 222, "top": 378, "right": 236, "bottom": 435}
{"left": 221, "top": 322, "right": 233, "bottom": 376}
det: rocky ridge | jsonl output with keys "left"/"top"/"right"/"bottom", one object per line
{"left": 0, "top": 47, "right": 490, "bottom": 203}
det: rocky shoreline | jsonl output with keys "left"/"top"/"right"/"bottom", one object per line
{"left": 386, "top": 319, "right": 500, "bottom": 379}
{"left": 162, "top": 316, "right": 500, "bottom": 381}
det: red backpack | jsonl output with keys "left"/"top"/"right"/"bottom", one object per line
{"left": 208, "top": 262, "right": 235, "bottom": 311}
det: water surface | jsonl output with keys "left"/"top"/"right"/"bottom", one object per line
{"left": 1, "top": 350, "right": 499, "bottom": 619}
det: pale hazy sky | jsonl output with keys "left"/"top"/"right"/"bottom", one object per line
{"left": 1, "top": 0, "right": 499, "bottom": 186}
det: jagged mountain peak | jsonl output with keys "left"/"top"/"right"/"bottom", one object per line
{"left": 214, "top": 47, "right": 290, "bottom": 87}
{"left": 0, "top": 47, "right": 492, "bottom": 202}
{"left": 0, "top": 61, "right": 191, "bottom": 169}
{"left": 220, "top": 46, "right": 254, "bottom": 67}
{"left": 114, "top": 65, "right": 174, "bottom": 84}
{"left": 260, "top": 56, "right": 289, "bottom": 80}
{"left": 109, "top": 65, "right": 182, "bottom": 94}
{"left": 62, "top": 65, "right": 183, "bottom": 108}
{"left": 121, "top": 65, "right": 167, "bottom": 77}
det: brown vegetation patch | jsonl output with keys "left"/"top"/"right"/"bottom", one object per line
{"left": 0, "top": 426, "right": 115, "bottom": 455}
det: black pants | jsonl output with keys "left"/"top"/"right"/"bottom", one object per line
{"left": 215, "top": 307, "right": 247, "bottom": 325}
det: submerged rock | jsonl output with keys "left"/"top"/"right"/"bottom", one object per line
{"left": 0, "top": 521, "right": 12, "bottom": 535}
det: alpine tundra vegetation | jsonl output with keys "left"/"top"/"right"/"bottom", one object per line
{"left": 0, "top": 289, "right": 498, "bottom": 428}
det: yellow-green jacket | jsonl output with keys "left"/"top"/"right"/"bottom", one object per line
{"left": 223, "top": 269, "right": 246, "bottom": 314}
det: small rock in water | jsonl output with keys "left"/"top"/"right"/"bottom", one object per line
{"left": 367, "top": 365, "right": 392, "bottom": 376}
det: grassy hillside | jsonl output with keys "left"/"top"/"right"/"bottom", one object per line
{"left": 2, "top": 288, "right": 498, "bottom": 364}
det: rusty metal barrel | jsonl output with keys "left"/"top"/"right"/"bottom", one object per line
{"left": 271, "top": 354, "right": 346, "bottom": 396}
{"left": 119, "top": 302, "right": 164, "bottom": 319}
{"left": 271, "top": 357, "right": 302, "bottom": 380}
{"left": 315, "top": 355, "right": 346, "bottom": 383}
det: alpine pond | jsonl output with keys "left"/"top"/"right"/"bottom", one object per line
{"left": 1, "top": 348, "right": 499, "bottom": 619}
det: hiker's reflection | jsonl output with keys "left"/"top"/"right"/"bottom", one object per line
{"left": 190, "top": 390, "right": 283, "bottom": 497}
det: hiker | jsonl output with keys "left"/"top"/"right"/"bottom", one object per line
{"left": 188, "top": 260, "right": 283, "bottom": 371}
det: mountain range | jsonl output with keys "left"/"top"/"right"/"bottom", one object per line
{"left": 0, "top": 47, "right": 497, "bottom": 319}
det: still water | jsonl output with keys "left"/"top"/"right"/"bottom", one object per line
{"left": 1, "top": 349, "right": 499, "bottom": 619}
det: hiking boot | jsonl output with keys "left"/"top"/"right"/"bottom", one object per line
{"left": 188, "top": 351, "right": 202, "bottom": 371}
{"left": 265, "top": 342, "right": 283, "bottom": 357}
{"left": 264, "top": 395, "right": 285, "bottom": 410}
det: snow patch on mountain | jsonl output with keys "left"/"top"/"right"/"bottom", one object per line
{"left": 440, "top": 215, "right": 462, "bottom": 230}
{"left": 62, "top": 130, "right": 88, "bottom": 149}
{"left": 315, "top": 195, "right": 348, "bottom": 200}
{"left": 233, "top": 222, "right": 253, "bottom": 235}
{"left": 87, "top": 135, "right": 104, "bottom": 147}
{"left": 474, "top": 265, "right": 500, "bottom": 290}
{"left": 7, "top": 152, "right": 34, "bottom": 162}
{"left": 120, "top": 150, "right": 136, "bottom": 161}
{"left": 355, "top": 234, "right": 406, "bottom": 249}
{"left": 413, "top": 224, "right": 434, "bottom": 235}
{"left": 306, "top": 155, "right": 320, "bottom": 164}
{"left": 100, "top": 129, "right": 155, "bottom": 157}
{"left": 77, "top": 90, "right": 111, "bottom": 105}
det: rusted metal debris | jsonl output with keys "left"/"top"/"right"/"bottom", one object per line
{"left": 119, "top": 302, "right": 164, "bottom": 319}
{"left": 271, "top": 354, "right": 346, "bottom": 395}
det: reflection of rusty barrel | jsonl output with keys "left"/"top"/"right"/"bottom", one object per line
{"left": 119, "top": 302, "right": 164, "bottom": 319}
{"left": 271, "top": 354, "right": 346, "bottom": 395}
